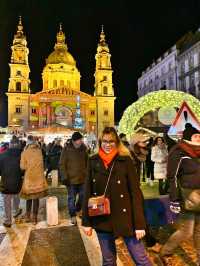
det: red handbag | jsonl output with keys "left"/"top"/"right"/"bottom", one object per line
{"left": 88, "top": 162, "right": 115, "bottom": 217}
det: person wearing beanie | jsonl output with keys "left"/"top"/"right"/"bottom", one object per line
{"left": 72, "top": 131, "right": 83, "bottom": 142}
{"left": 182, "top": 123, "right": 200, "bottom": 141}
{"left": 59, "top": 131, "right": 88, "bottom": 225}
{"left": 160, "top": 127, "right": 200, "bottom": 264}
{"left": 0, "top": 137, "right": 23, "bottom": 227}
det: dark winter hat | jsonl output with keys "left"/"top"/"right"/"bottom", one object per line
{"left": 182, "top": 125, "right": 200, "bottom": 140}
{"left": 72, "top": 131, "right": 83, "bottom": 141}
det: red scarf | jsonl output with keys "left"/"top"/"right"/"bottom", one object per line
{"left": 179, "top": 141, "right": 200, "bottom": 158}
{"left": 98, "top": 147, "right": 118, "bottom": 169}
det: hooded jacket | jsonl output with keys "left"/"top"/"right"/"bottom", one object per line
{"left": 167, "top": 140, "right": 200, "bottom": 202}
{"left": 20, "top": 143, "right": 48, "bottom": 199}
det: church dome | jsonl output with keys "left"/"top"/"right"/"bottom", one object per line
{"left": 46, "top": 49, "right": 75, "bottom": 65}
{"left": 46, "top": 24, "right": 76, "bottom": 66}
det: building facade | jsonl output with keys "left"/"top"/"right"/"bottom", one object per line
{"left": 7, "top": 18, "right": 115, "bottom": 136}
{"left": 137, "top": 29, "right": 200, "bottom": 100}
{"left": 177, "top": 30, "right": 200, "bottom": 99}
{"left": 137, "top": 45, "right": 178, "bottom": 97}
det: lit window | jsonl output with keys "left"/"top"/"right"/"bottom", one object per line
{"left": 31, "top": 108, "right": 36, "bottom": 114}
{"left": 90, "top": 110, "right": 95, "bottom": 116}
{"left": 15, "top": 106, "right": 22, "bottom": 113}
{"left": 16, "top": 82, "right": 21, "bottom": 92}
{"left": 104, "top": 110, "right": 108, "bottom": 116}
{"left": 103, "top": 86, "right": 108, "bottom": 94}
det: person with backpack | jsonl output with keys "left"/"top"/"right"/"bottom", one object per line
{"left": 160, "top": 126, "right": 200, "bottom": 265}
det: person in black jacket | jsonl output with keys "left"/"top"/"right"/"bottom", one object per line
{"left": 0, "top": 138, "right": 23, "bottom": 227}
{"left": 160, "top": 126, "right": 200, "bottom": 264}
{"left": 45, "top": 139, "right": 62, "bottom": 178}
{"left": 82, "top": 127, "right": 151, "bottom": 266}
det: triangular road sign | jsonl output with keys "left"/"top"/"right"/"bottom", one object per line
{"left": 168, "top": 101, "right": 200, "bottom": 137}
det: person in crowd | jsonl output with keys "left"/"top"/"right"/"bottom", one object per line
{"left": 45, "top": 141, "right": 55, "bottom": 178}
{"left": 45, "top": 139, "right": 62, "bottom": 181}
{"left": 0, "top": 138, "right": 23, "bottom": 227}
{"left": 130, "top": 133, "right": 149, "bottom": 178}
{"left": 159, "top": 126, "right": 200, "bottom": 264}
{"left": 82, "top": 127, "right": 152, "bottom": 266}
{"left": 20, "top": 135, "right": 48, "bottom": 225}
{"left": 130, "top": 133, "right": 159, "bottom": 250}
{"left": 60, "top": 131, "right": 88, "bottom": 225}
{"left": 151, "top": 136, "right": 168, "bottom": 195}
{"left": 38, "top": 139, "right": 47, "bottom": 165}
{"left": 146, "top": 137, "right": 155, "bottom": 186}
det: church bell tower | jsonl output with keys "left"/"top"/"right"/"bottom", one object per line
{"left": 7, "top": 16, "right": 30, "bottom": 128}
{"left": 94, "top": 26, "right": 115, "bottom": 136}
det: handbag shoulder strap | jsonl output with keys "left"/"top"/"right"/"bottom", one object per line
{"left": 104, "top": 161, "right": 115, "bottom": 196}
{"left": 174, "top": 156, "right": 191, "bottom": 188}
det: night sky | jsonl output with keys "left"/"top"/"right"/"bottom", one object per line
{"left": 1, "top": 0, "right": 200, "bottom": 126}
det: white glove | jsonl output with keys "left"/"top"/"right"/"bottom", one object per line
{"left": 135, "top": 230, "right": 146, "bottom": 240}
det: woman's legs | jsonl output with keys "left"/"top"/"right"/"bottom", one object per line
{"left": 96, "top": 231, "right": 117, "bottom": 266}
{"left": 124, "top": 236, "right": 152, "bottom": 266}
{"left": 32, "top": 199, "right": 39, "bottom": 215}
{"left": 32, "top": 199, "right": 39, "bottom": 224}
{"left": 25, "top": 200, "right": 32, "bottom": 222}
{"left": 26, "top": 199, "right": 39, "bottom": 224}
{"left": 161, "top": 212, "right": 195, "bottom": 256}
{"left": 26, "top": 199, "right": 32, "bottom": 214}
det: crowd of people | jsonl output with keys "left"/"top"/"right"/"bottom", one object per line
{"left": 0, "top": 124, "right": 200, "bottom": 265}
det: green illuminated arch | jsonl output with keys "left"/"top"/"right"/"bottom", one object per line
{"left": 118, "top": 90, "right": 200, "bottom": 138}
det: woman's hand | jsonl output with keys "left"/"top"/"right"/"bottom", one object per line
{"left": 82, "top": 226, "right": 93, "bottom": 236}
{"left": 135, "top": 230, "right": 146, "bottom": 240}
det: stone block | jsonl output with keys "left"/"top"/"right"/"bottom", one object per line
{"left": 51, "top": 170, "right": 58, "bottom": 187}
{"left": 46, "top": 196, "right": 58, "bottom": 226}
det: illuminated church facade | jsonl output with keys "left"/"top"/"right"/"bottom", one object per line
{"left": 7, "top": 17, "right": 115, "bottom": 136}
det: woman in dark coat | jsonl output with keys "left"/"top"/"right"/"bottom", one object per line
{"left": 82, "top": 127, "right": 151, "bottom": 266}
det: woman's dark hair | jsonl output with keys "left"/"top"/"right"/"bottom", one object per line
{"left": 153, "top": 136, "right": 165, "bottom": 146}
{"left": 99, "top": 127, "right": 120, "bottom": 147}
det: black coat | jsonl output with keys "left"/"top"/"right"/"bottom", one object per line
{"left": 48, "top": 144, "right": 62, "bottom": 170}
{"left": 167, "top": 141, "right": 200, "bottom": 202}
{"left": 0, "top": 148, "right": 23, "bottom": 194}
{"left": 82, "top": 154, "right": 146, "bottom": 237}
